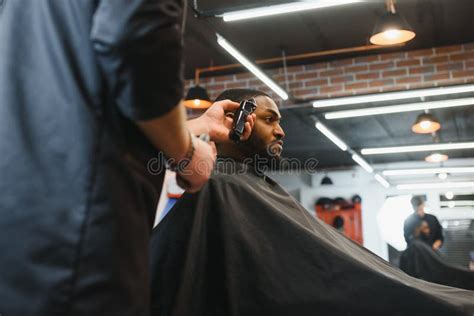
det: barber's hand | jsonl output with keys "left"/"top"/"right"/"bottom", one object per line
{"left": 432, "top": 240, "right": 442, "bottom": 251}
{"left": 200, "top": 99, "right": 256, "bottom": 143}
{"left": 175, "top": 137, "right": 216, "bottom": 193}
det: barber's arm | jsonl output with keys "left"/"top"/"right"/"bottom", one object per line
{"left": 432, "top": 217, "right": 444, "bottom": 250}
{"left": 90, "top": 0, "right": 214, "bottom": 192}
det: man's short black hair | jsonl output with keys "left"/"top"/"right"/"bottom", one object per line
{"left": 411, "top": 196, "right": 425, "bottom": 211}
{"left": 215, "top": 89, "right": 270, "bottom": 103}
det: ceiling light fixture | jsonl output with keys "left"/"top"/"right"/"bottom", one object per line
{"left": 437, "top": 172, "right": 448, "bottom": 180}
{"left": 361, "top": 142, "right": 474, "bottom": 155}
{"left": 445, "top": 191, "right": 454, "bottom": 200}
{"left": 183, "top": 85, "right": 212, "bottom": 109}
{"left": 369, "top": 0, "right": 415, "bottom": 45}
{"left": 396, "top": 182, "right": 474, "bottom": 190}
{"left": 216, "top": 34, "right": 288, "bottom": 100}
{"left": 425, "top": 153, "right": 449, "bottom": 163}
{"left": 324, "top": 98, "right": 474, "bottom": 119}
{"left": 411, "top": 113, "right": 441, "bottom": 134}
{"left": 374, "top": 174, "right": 390, "bottom": 188}
{"left": 221, "top": 0, "right": 361, "bottom": 22}
{"left": 440, "top": 200, "right": 474, "bottom": 207}
{"left": 382, "top": 167, "right": 474, "bottom": 176}
{"left": 313, "top": 84, "right": 474, "bottom": 109}
{"left": 352, "top": 154, "right": 373, "bottom": 173}
{"left": 315, "top": 122, "right": 348, "bottom": 151}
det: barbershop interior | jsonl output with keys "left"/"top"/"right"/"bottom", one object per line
{"left": 1, "top": 0, "right": 473, "bottom": 315}
{"left": 156, "top": 0, "right": 474, "bottom": 312}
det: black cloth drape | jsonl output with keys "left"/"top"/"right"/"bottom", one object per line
{"left": 150, "top": 162, "right": 474, "bottom": 316}
{"left": 400, "top": 240, "right": 474, "bottom": 290}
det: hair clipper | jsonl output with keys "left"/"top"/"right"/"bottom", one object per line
{"left": 229, "top": 98, "right": 257, "bottom": 142}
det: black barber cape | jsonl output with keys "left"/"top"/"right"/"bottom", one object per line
{"left": 0, "top": 1, "right": 183, "bottom": 315}
{"left": 400, "top": 240, "right": 474, "bottom": 290}
{"left": 150, "top": 162, "right": 474, "bottom": 316}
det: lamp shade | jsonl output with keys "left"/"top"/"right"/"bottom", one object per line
{"left": 411, "top": 113, "right": 441, "bottom": 134}
{"left": 370, "top": 11, "right": 415, "bottom": 45}
{"left": 425, "top": 153, "right": 448, "bottom": 163}
{"left": 321, "top": 176, "right": 334, "bottom": 185}
{"left": 183, "top": 86, "right": 212, "bottom": 109}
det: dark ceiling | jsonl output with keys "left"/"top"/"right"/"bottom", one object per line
{"left": 182, "top": 0, "right": 474, "bottom": 169}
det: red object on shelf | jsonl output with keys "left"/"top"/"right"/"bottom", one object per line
{"left": 315, "top": 202, "right": 363, "bottom": 245}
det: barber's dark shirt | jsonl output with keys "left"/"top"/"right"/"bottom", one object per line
{"left": 0, "top": 1, "right": 184, "bottom": 315}
{"left": 403, "top": 213, "right": 444, "bottom": 247}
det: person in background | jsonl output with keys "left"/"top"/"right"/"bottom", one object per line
{"left": 404, "top": 196, "right": 444, "bottom": 250}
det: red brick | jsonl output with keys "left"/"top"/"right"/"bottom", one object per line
{"left": 464, "top": 77, "right": 474, "bottom": 83}
{"left": 344, "top": 65, "right": 368, "bottom": 73}
{"left": 330, "top": 59, "right": 354, "bottom": 67}
{"left": 435, "top": 79, "right": 467, "bottom": 87}
{"left": 435, "top": 45, "right": 463, "bottom": 54}
{"left": 214, "top": 75, "right": 234, "bottom": 82}
{"left": 409, "top": 66, "right": 435, "bottom": 74}
{"left": 345, "top": 82, "right": 368, "bottom": 90}
{"left": 354, "top": 55, "right": 379, "bottom": 63}
{"left": 466, "top": 61, "right": 474, "bottom": 69}
{"left": 452, "top": 70, "right": 474, "bottom": 78}
{"left": 320, "top": 85, "right": 343, "bottom": 94}
{"left": 436, "top": 62, "right": 464, "bottom": 72}
{"left": 356, "top": 72, "right": 380, "bottom": 80}
{"left": 305, "top": 78, "right": 329, "bottom": 87}
{"left": 423, "top": 73, "right": 450, "bottom": 82}
{"left": 225, "top": 82, "right": 247, "bottom": 89}
{"left": 329, "top": 91, "right": 354, "bottom": 98}
{"left": 235, "top": 72, "right": 254, "bottom": 80}
{"left": 353, "top": 88, "right": 381, "bottom": 95}
{"left": 284, "top": 65, "right": 304, "bottom": 73}
{"left": 294, "top": 72, "right": 318, "bottom": 80}
{"left": 408, "top": 82, "right": 437, "bottom": 90}
{"left": 293, "top": 88, "right": 318, "bottom": 98}
{"left": 305, "top": 62, "right": 328, "bottom": 70}
{"left": 396, "top": 76, "right": 422, "bottom": 84}
{"left": 330, "top": 75, "right": 354, "bottom": 84}
{"left": 423, "top": 56, "right": 449, "bottom": 64}
{"left": 407, "top": 48, "right": 433, "bottom": 58}
{"left": 463, "top": 43, "right": 474, "bottom": 51}
{"left": 198, "top": 77, "right": 214, "bottom": 84}
{"left": 380, "top": 52, "right": 407, "bottom": 60}
{"left": 396, "top": 59, "right": 421, "bottom": 67}
{"left": 204, "top": 83, "right": 225, "bottom": 91}
{"left": 449, "top": 52, "right": 474, "bottom": 62}
{"left": 319, "top": 69, "right": 344, "bottom": 77}
{"left": 369, "top": 79, "right": 394, "bottom": 87}
{"left": 382, "top": 69, "right": 407, "bottom": 77}
{"left": 289, "top": 82, "right": 303, "bottom": 90}
{"left": 369, "top": 61, "right": 394, "bottom": 71}
{"left": 381, "top": 85, "right": 408, "bottom": 93}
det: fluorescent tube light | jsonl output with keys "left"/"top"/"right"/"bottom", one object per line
{"left": 440, "top": 201, "right": 474, "bottom": 207}
{"left": 374, "top": 174, "right": 390, "bottom": 188}
{"left": 221, "top": 0, "right": 361, "bottom": 22}
{"left": 383, "top": 167, "right": 474, "bottom": 176}
{"left": 315, "top": 122, "right": 348, "bottom": 151}
{"left": 361, "top": 142, "right": 474, "bottom": 155}
{"left": 396, "top": 182, "right": 474, "bottom": 190}
{"left": 313, "top": 84, "right": 474, "bottom": 108}
{"left": 216, "top": 34, "right": 288, "bottom": 100}
{"left": 352, "top": 154, "right": 373, "bottom": 173}
{"left": 324, "top": 98, "right": 474, "bottom": 120}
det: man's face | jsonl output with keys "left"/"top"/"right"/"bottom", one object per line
{"left": 242, "top": 96, "right": 285, "bottom": 160}
{"left": 416, "top": 202, "right": 425, "bottom": 217}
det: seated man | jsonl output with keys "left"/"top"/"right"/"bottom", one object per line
{"left": 400, "top": 221, "right": 474, "bottom": 290}
{"left": 150, "top": 89, "right": 474, "bottom": 316}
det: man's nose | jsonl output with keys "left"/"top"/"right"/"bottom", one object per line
{"left": 275, "top": 124, "right": 285, "bottom": 139}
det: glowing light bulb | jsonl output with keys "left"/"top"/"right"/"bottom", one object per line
{"left": 445, "top": 191, "right": 454, "bottom": 200}
{"left": 193, "top": 99, "right": 201, "bottom": 106}
{"left": 419, "top": 120, "right": 432, "bottom": 130}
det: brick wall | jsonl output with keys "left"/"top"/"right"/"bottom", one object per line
{"left": 185, "top": 43, "right": 474, "bottom": 105}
